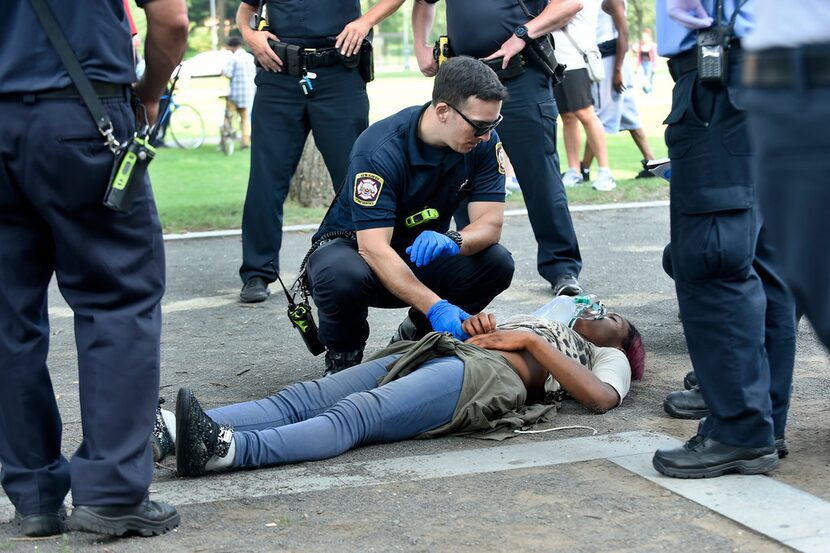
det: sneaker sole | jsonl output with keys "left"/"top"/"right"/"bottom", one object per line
{"left": 652, "top": 452, "right": 779, "bottom": 479}
{"left": 69, "top": 509, "right": 180, "bottom": 537}
{"left": 663, "top": 399, "right": 709, "bottom": 420}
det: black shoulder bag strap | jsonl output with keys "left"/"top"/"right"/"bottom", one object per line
{"left": 28, "top": 0, "right": 121, "bottom": 153}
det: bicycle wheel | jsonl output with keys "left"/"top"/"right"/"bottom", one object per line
{"left": 169, "top": 104, "right": 206, "bottom": 150}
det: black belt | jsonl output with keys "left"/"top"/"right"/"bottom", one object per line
{"left": 598, "top": 39, "right": 617, "bottom": 59}
{"left": 0, "top": 81, "right": 127, "bottom": 102}
{"left": 743, "top": 45, "right": 830, "bottom": 88}
{"left": 480, "top": 54, "right": 526, "bottom": 81}
{"left": 668, "top": 41, "right": 743, "bottom": 82}
{"left": 303, "top": 47, "right": 347, "bottom": 70}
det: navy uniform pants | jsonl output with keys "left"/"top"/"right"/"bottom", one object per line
{"left": 239, "top": 64, "right": 369, "bottom": 284}
{"left": 306, "top": 238, "right": 514, "bottom": 352}
{"left": 456, "top": 65, "right": 581, "bottom": 283}
{"left": 665, "top": 62, "right": 796, "bottom": 448}
{"left": 744, "top": 46, "right": 830, "bottom": 352}
{"left": 0, "top": 94, "right": 165, "bottom": 514}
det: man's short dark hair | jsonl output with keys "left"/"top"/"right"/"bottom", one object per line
{"left": 227, "top": 36, "right": 243, "bottom": 48}
{"left": 432, "top": 56, "right": 508, "bottom": 108}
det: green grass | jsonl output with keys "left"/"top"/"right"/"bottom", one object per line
{"left": 151, "top": 68, "right": 672, "bottom": 234}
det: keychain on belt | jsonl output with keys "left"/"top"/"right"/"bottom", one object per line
{"left": 299, "top": 70, "right": 317, "bottom": 97}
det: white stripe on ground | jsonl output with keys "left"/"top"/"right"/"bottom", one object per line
{"left": 162, "top": 201, "right": 670, "bottom": 241}
{"left": 3, "top": 431, "right": 827, "bottom": 552}
{"left": 48, "top": 293, "right": 241, "bottom": 321}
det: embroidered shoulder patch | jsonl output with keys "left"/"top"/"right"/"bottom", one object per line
{"left": 353, "top": 172, "right": 384, "bottom": 207}
{"left": 495, "top": 142, "right": 506, "bottom": 175}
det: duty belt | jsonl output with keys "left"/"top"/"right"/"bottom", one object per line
{"left": 743, "top": 46, "right": 830, "bottom": 88}
{"left": 303, "top": 47, "right": 348, "bottom": 70}
{"left": 0, "top": 81, "right": 127, "bottom": 102}
{"left": 480, "top": 54, "right": 526, "bottom": 81}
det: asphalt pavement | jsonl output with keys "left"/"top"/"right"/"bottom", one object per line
{"left": 1, "top": 204, "right": 828, "bottom": 552}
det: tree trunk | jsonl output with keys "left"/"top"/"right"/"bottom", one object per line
{"left": 289, "top": 133, "right": 336, "bottom": 208}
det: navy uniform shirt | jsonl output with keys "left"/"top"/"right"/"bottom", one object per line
{"left": 242, "top": 0, "right": 361, "bottom": 47}
{"left": 0, "top": 0, "right": 137, "bottom": 94}
{"left": 424, "top": 0, "right": 547, "bottom": 58}
{"left": 315, "top": 104, "right": 506, "bottom": 252}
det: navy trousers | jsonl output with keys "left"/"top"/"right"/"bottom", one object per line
{"left": 210, "top": 354, "right": 463, "bottom": 468}
{"left": 744, "top": 50, "right": 830, "bottom": 351}
{"left": 239, "top": 64, "right": 369, "bottom": 284}
{"left": 457, "top": 65, "right": 581, "bottom": 283}
{"left": 306, "top": 238, "right": 514, "bottom": 352}
{"left": 665, "top": 63, "right": 796, "bottom": 448}
{"left": 0, "top": 95, "right": 165, "bottom": 513}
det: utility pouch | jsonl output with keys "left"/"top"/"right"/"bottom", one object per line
{"left": 524, "top": 34, "right": 562, "bottom": 84}
{"left": 357, "top": 40, "right": 374, "bottom": 83}
{"left": 696, "top": 26, "right": 730, "bottom": 84}
{"left": 269, "top": 40, "right": 302, "bottom": 76}
{"left": 104, "top": 134, "right": 155, "bottom": 212}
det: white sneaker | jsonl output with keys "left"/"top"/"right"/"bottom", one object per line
{"left": 592, "top": 169, "right": 617, "bottom": 191}
{"left": 562, "top": 168, "right": 582, "bottom": 188}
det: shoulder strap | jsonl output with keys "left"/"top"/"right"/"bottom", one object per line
{"left": 28, "top": 0, "right": 120, "bottom": 152}
{"left": 562, "top": 28, "right": 588, "bottom": 58}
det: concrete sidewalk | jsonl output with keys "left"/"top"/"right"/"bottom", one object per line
{"left": 1, "top": 205, "right": 828, "bottom": 552}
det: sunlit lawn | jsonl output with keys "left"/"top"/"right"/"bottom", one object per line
{"left": 151, "top": 66, "right": 671, "bottom": 234}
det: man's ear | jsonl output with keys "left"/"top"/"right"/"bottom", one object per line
{"left": 434, "top": 102, "right": 451, "bottom": 123}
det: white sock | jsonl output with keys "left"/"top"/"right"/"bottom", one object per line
{"left": 598, "top": 167, "right": 612, "bottom": 175}
{"left": 161, "top": 409, "right": 177, "bottom": 443}
{"left": 205, "top": 437, "right": 236, "bottom": 472}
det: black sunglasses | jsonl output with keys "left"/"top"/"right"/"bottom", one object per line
{"left": 447, "top": 103, "right": 503, "bottom": 137}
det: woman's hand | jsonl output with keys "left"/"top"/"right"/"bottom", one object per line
{"left": 466, "top": 329, "right": 530, "bottom": 352}
{"left": 461, "top": 312, "right": 497, "bottom": 337}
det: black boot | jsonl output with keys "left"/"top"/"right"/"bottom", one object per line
{"left": 175, "top": 388, "right": 233, "bottom": 477}
{"left": 683, "top": 370, "right": 698, "bottom": 390}
{"left": 663, "top": 385, "right": 709, "bottom": 419}
{"left": 14, "top": 507, "right": 66, "bottom": 537}
{"left": 69, "top": 499, "right": 179, "bottom": 537}
{"left": 388, "top": 315, "right": 422, "bottom": 345}
{"left": 324, "top": 348, "right": 364, "bottom": 376}
{"left": 653, "top": 433, "right": 778, "bottom": 479}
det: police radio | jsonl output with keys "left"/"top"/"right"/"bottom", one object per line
{"left": 696, "top": 0, "right": 747, "bottom": 85}
{"left": 276, "top": 274, "right": 325, "bottom": 356}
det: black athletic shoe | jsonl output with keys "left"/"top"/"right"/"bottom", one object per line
{"left": 14, "top": 507, "right": 67, "bottom": 537}
{"left": 69, "top": 498, "right": 179, "bottom": 537}
{"left": 579, "top": 162, "right": 591, "bottom": 182}
{"left": 240, "top": 277, "right": 270, "bottom": 303}
{"left": 388, "top": 316, "right": 421, "bottom": 346}
{"left": 324, "top": 348, "right": 364, "bottom": 377}
{"left": 653, "top": 434, "right": 779, "bottom": 479}
{"left": 176, "top": 387, "right": 233, "bottom": 477}
{"left": 683, "top": 370, "right": 697, "bottom": 390}
{"left": 663, "top": 386, "right": 709, "bottom": 419}
{"left": 551, "top": 274, "right": 583, "bottom": 297}
{"left": 151, "top": 398, "right": 175, "bottom": 463}
{"left": 636, "top": 159, "right": 657, "bottom": 179}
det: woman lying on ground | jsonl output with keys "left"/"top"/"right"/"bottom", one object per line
{"left": 154, "top": 308, "right": 645, "bottom": 477}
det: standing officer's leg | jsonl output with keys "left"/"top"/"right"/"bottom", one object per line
{"left": 32, "top": 100, "right": 168, "bottom": 508}
{"left": 654, "top": 72, "right": 778, "bottom": 477}
{"left": 307, "top": 64, "right": 370, "bottom": 193}
{"left": 240, "top": 72, "right": 310, "bottom": 297}
{"left": 498, "top": 68, "right": 582, "bottom": 291}
{"left": 0, "top": 105, "right": 69, "bottom": 531}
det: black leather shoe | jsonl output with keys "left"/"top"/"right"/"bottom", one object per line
{"left": 240, "top": 277, "right": 270, "bottom": 303}
{"left": 663, "top": 386, "right": 709, "bottom": 419}
{"left": 683, "top": 370, "right": 697, "bottom": 390}
{"left": 69, "top": 498, "right": 179, "bottom": 537}
{"left": 176, "top": 387, "right": 233, "bottom": 477}
{"left": 551, "top": 274, "right": 583, "bottom": 297}
{"left": 653, "top": 434, "right": 779, "bottom": 478}
{"left": 775, "top": 437, "right": 789, "bottom": 459}
{"left": 388, "top": 316, "right": 422, "bottom": 346}
{"left": 14, "top": 507, "right": 66, "bottom": 537}
{"left": 324, "top": 348, "right": 364, "bottom": 377}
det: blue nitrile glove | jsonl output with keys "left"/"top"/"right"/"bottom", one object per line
{"left": 406, "top": 231, "right": 459, "bottom": 268}
{"left": 426, "top": 299, "right": 470, "bottom": 341}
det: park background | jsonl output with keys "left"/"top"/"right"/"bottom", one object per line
{"left": 132, "top": 0, "right": 667, "bottom": 234}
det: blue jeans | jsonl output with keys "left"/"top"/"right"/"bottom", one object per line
{"left": 208, "top": 354, "right": 464, "bottom": 469}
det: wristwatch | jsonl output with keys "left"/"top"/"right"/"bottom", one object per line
{"left": 445, "top": 230, "right": 463, "bottom": 249}
{"left": 514, "top": 25, "right": 531, "bottom": 43}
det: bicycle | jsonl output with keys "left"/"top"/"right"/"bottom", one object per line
{"left": 219, "top": 95, "right": 241, "bottom": 156}
{"left": 157, "top": 91, "right": 206, "bottom": 150}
